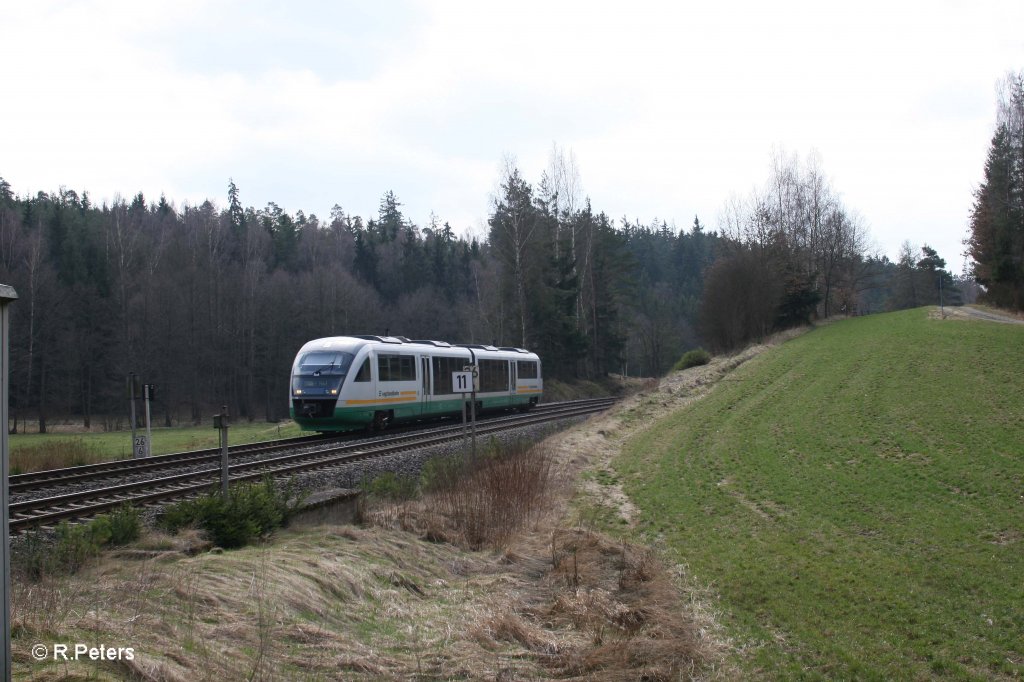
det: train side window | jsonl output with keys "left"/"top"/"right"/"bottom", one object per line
{"left": 432, "top": 355, "right": 468, "bottom": 394}
{"left": 379, "top": 354, "right": 416, "bottom": 382}
{"left": 479, "top": 359, "right": 509, "bottom": 391}
{"left": 517, "top": 360, "right": 538, "bottom": 379}
{"left": 399, "top": 355, "right": 416, "bottom": 381}
{"left": 377, "top": 354, "right": 395, "bottom": 382}
{"left": 353, "top": 358, "right": 371, "bottom": 382}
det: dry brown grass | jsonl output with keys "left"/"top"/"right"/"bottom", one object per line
{"left": 361, "top": 443, "right": 554, "bottom": 551}
{"left": 9, "top": 438, "right": 113, "bottom": 474}
{"left": 539, "top": 529, "right": 706, "bottom": 680}
{"left": 351, "top": 436, "right": 723, "bottom": 680}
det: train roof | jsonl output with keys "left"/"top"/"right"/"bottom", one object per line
{"left": 297, "top": 336, "right": 539, "bottom": 359}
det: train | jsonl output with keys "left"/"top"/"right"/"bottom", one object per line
{"left": 289, "top": 335, "right": 543, "bottom": 432}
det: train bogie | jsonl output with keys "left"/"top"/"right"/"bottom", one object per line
{"left": 289, "top": 336, "right": 542, "bottom": 432}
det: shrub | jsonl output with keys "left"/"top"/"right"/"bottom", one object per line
{"left": 55, "top": 521, "right": 106, "bottom": 574}
{"left": 160, "top": 477, "right": 300, "bottom": 549}
{"left": 107, "top": 504, "right": 141, "bottom": 545}
{"left": 360, "top": 471, "right": 418, "bottom": 502}
{"left": 16, "top": 503, "right": 144, "bottom": 581}
{"left": 672, "top": 348, "right": 711, "bottom": 372}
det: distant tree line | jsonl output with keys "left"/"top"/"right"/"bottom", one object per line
{"left": 0, "top": 146, "right": 959, "bottom": 429}
{"left": 697, "top": 151, "right": 962, "bottom": 351}
{"left": 968, "top": 72, "right": 1024, "bottom": 309}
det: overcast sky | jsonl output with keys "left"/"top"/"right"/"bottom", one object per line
{"left": 2, "top": 1, "right": 1022, "bottom": 274}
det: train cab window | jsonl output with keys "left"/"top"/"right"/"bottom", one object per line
{"left": 353, "top": 358, "right": 371, "bottom": 382}
{"left": 297, "top": 351, "right": 354, "bottom": 376}
{"left": 378, "top": 354, "right": 416, "bottom": 382}
{"left": 516, "top": 360, "right": 538, "bottom": 379}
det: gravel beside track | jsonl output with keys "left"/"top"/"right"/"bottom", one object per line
{"left": 10, "top": 400, "right": 612, "bottom": 535}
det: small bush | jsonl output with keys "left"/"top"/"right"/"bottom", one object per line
{"left": 360, "top": 471, "right": 419, "bottom": 502}
{"left": 672, "top": 348, "right": 711, "bottom": 372}
{"left": 419, "top": 454, "right": 468, "bottom": 493}
{"left": 107, "top": 504, "right": 141, "bottom": 545}
{"left": 160, "top": 478, "right": 300, "bottom": 549}
{"left": 55, "top": 521, "right": 106, "bottom": 574}
{"left": 15, "top": 504, "right": 142, "bottom": 581}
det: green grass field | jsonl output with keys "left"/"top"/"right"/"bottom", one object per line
{"left": 616, "top": 309, "right": 1024, "bottom": 680}
{"left": 10, "top": 421, "right": 304, "bottom": 473}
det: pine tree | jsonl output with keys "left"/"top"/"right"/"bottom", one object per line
{"left": 969, "top": 73, "right": 1024, "bottom": 309}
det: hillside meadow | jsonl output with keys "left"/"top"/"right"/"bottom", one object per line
{"left": 616, "top": 309, "right": 1024, "bottom": 679}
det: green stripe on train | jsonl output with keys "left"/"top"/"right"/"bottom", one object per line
{"left": 292, "top": 395, "right": 536, "bottom": 431}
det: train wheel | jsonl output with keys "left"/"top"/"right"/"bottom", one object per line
{"left": 372, "top": 411, "right": 390, "bottom": 431}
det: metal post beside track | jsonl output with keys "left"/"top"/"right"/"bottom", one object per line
{"left": 129, "top": 372, "right": 138, "bottom": 458}
{"left": 470, "top": 387, "right": 477, "bottom": 461}
{"left": 1, "top": 284, "right": 18, "bottom": 682}
{"left": 453, "top": 368, "right": 476, "bottom": 461}
{"left": 214, "top": 406, "right": 229, "bottom": 499}
{"left": 460, "top": 398, "right": 468, "bottom": 455}
{"left": 144, "top": 384, "right": 153, "bottom": 457}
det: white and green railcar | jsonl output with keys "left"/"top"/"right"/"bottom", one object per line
{"left": 289, "top": 335, "right": 542, "bottom": 432}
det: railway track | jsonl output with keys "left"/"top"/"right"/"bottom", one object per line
{"left": 9, "top": 398, "right": 616, "bottom": 533}
{"left": 11, "top": 399, "right": 612, "bottom": 495}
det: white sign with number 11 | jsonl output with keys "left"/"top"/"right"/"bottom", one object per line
{"left": 452, "top": 371, "right": 474, "bottom": 393}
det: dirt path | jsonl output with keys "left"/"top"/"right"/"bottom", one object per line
{"left": 934, "top": 305, "right": 1024, "bottom": 324}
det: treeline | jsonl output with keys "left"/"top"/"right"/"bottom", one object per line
{"left": 968, "top": 72, "right": 1024, "bottom": 309}
{"left": 698, "top": 151, "right": 962, "bottom": 351}
{"left": 0, "top": 147, "right": 959, "bottom": 429}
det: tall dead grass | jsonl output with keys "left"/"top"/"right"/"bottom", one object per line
{"left": 360, "top": 439, "right": 554, "bottom": 551}
{"left": 10, "top": 438, "right": 113, "bottom": 474}
{"left": 425, "top": 442, "right": 552, "bottom": 550}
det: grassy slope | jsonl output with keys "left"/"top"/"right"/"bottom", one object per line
{"left": 616, "top": 309, "right": 1024, "bottom": 680}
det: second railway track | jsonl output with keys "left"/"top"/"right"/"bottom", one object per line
{"left": 12, "top": 398, "right": 614, "bottom": 495}
{"left": 10, "top": 398, "right": 616, "bottom": 533}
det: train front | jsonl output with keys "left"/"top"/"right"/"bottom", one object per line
{"left": 289, "top": 339, "right": 358, "bottom": 431}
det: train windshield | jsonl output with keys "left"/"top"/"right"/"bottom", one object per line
{"left": 297, "top": 351, "right": 355, "bottom": 376}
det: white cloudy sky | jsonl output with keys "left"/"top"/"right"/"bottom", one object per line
{"left": 2, "top": 1, "right": 1022, "bottom": 273}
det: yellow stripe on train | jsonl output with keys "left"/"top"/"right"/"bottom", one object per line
{"left": 344, "top": 396, "right": 419, "bottom": 405}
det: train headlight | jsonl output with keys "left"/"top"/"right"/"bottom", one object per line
{"left": 294, "top": 389, "right": 303, "bottom": 395}
{"left": 330, "top": 389, "right": 338, "bottom": 395}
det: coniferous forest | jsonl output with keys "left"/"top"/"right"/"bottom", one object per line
{"left": 0, "top": 144, "right": 972, "bottom": 431}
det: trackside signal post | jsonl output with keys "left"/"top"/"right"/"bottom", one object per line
{"left": 141, "top": 384, "right": 154, "bottom": 457}
{"left": 1, "top": 284, "right": 18, "bottom": 682}
{"left": 128, "top": 373, "right": 139, "bottom": 457}
{"left": 214, "top": 406, "right": 229, "bottom": 499}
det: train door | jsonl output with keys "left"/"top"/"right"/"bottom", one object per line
{"left": 509, "top": 359, "right": 517, "bottom": 405}
{"left": 420, "top": 355, "right": 431, "bottom": 414}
